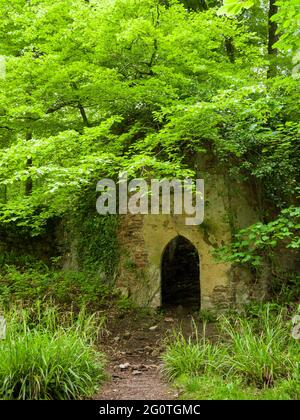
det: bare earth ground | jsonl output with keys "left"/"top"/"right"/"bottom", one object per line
{"left": 94, "top": 308, "right": 215, "bottom": 400}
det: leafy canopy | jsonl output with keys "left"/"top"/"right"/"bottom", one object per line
{"left": 0, "top": 0, "right": 299, "bottom": 264}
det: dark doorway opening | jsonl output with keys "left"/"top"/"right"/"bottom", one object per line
{"left": 161, "top": 235, "right": 200, "bottom": 310}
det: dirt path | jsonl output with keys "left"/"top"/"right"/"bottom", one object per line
{"left": 95, "top": 309, "right": 201, "bottom": 400}
{"left": 98, "top": 365, "right": 174, "bottom": 400}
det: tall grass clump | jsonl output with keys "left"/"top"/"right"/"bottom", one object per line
{"left": 162, "top": 323, "right": 226, "bottom": 380}
{"left": 220, "top": 307, "right": 298, "bottom": 387}
{"left": 0, "top": 305, "right": 105, "bottom": 400}
{"left": 162, "top": 305, "right": 299, "bottom": 399}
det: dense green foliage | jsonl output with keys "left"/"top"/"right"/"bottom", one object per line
{"left": 0, "top": 248, "right": 132, "bottom": 311}
{"left": 69, "top": 192, "right": 120, "bottom": 278}
{"left": 0, "top": 0, "right": 298, "bottom": 401}
{"left": 0, "top": 265, "right": 112, "bottom": 310}
{"left": 162, "top": 305, "right": 300, "bottom": 400}
{"left": 216, "top": 206, "right": 300, "bottom": 266}
{"left": 0, "top": 305, "right": 105, "bottom": 400}
{"left": 0, "top": 1, "right": 298, "bottom": 264}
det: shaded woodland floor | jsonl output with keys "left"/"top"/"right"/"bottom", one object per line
{"left": 95, "top": 308, "right": 214, "bottom": 400}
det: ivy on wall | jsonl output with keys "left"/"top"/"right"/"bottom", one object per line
{"left": 65, "top": 184, "right": 120, "bottom": 283}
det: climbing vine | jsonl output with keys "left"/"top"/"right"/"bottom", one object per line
{"left": 65, "top": 184, "right": 120, "bottom": 282}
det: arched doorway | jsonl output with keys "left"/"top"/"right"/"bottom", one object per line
{"left": 161, "top": 235, "right": 200, "bottom": 310}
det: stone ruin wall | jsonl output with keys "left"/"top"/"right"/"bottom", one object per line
{"left": 116, "top": 171, "right": 268, "bottom": 310}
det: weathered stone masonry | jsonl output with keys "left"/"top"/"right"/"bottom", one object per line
{"left": 116, "top": 171, "right": 267, "bottom": 310}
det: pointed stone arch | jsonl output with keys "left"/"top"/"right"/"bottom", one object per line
{"left": 161, "top": 235, "right": 200, "bottom": 310}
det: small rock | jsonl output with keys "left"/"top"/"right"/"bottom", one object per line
{"left": 114, "top": 336, "right": 120, "bottom": 342}
{"left": 148, "top": 364, "right": 159, "bottom": 370}
{"left": 131, "top": 364, "right": 139, "bottom": 370}
{"left": 164, "top": 317, "right": 174, "bottom": 322}
{"left": 151, "top": 349, "right": 160, "bottom": 357}
{"left": 119, "top": 362, "right": 130, "bottom": 370}
{"left": 123, "top": 331, "right": 131, "bottom": 338}
{"left": 132, "top": 370, "right": 142, "bottom": 376}
{"left": 149, "top": 325, "right": 158, "bottom": 331}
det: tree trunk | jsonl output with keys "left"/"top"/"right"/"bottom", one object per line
{"left": 25, "top": 132, "right": 33, "bottom": 196}
{"left": 267, "top": 0, "right": 279, "bottom": 77}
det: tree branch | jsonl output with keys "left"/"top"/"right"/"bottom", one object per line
{"left": 78, "top": 102, "right": 90, "bottom": 127}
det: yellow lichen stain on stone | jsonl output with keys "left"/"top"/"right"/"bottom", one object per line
{"left": 116, "top": 173, "right": 263, "bottom": 310}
